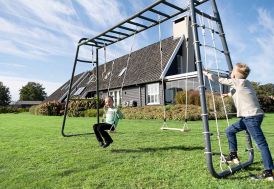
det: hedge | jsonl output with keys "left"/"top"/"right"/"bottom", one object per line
{"left": 0, "top": 106, "right": 28, "bottom": 114}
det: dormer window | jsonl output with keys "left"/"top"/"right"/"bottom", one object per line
{"left": 87, "top": 76, "right": 96, "bottom": 84}
{"left": 104, "top": 72, "right": 111, "bottom": 80}
{"left": 74, "top": 87, "right": 85, "bottom": 96}
{"left": 118, "top": 67, "right": 127, "bottom": 77}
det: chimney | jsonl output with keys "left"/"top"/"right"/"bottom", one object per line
{"left": 173, "top": 16, "right": 191, "bottom": 40}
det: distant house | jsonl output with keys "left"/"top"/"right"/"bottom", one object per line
{"left": 12, "top": 101, "right": 42, "bottom": 108}
{"left": 45, "top": 16, "right": 227, "bottom": 107}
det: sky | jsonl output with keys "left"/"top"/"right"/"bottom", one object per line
{"left": 0, "top": 0, "right": 274, "bottom": 101}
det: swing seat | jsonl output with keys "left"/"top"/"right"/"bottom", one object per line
{"left": 160, "top": 127, "right": 190, "bottom": 132}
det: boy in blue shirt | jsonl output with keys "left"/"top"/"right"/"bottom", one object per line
{"left": 93, "top": 96, "right": 123, "bottom": 148}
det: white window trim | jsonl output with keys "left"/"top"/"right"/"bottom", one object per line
{"left": 146, "top": 83, "right": 160, "bottom": 105}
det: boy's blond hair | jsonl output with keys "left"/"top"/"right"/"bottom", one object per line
{"left": 235, "top": 63, "right": 250, "bottom": 79}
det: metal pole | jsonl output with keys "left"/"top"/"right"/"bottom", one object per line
{"left": 189, "top": 0, "right": 219, "bottom": 178}
{"left": 210, "top": 0, "right": 233, "bottom": 71}
{"left": 61, "top": 45, "right": 80, "bottom": 137}
{"left": 96, "top": 48, "right": 100, "bottom": 124}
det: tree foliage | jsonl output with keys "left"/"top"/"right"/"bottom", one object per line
{"left": 251, "top": 82, "right": 274, "bottom": 96}
{"left": 0, "top": 82, "right": 11, "bottom": 106}
{"left": 19, "top": 82, "right": 47, "bottom": 101}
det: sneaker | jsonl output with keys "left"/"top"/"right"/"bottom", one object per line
{"left": 223, "top": 152, "right": 240, "bottom": 164}
{"left": 103, "top": 140, "right": 113, "bottom": 148}
{"left": 99, "top": 141, "right": 104, "bottom": 147}
{"left": 250, "top": 170, "right": 274, "bottom": 181}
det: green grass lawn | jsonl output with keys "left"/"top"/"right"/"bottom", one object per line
{"left": 0, "top": 113, "right": 273, "bottom": 189}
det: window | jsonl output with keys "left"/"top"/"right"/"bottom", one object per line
{"left": 147, "top": 83, "right": 160, "bottom": 105}
{"left": 109, "top": 90, "right": 121, "bottom": 107}
{"left": 118, "top": 67, "right": 127, "bottom": 77}
{"left": 177, "top": 55, "right": 183, "bottom": 74}
{"left": 104, "top": 72, "right": 111, "bottom": 80}
{"left": 87, "top": 75, "right": 96, "bottom": 84}
{"left": 74, "top": 87, "right": 85, "bottom": 96}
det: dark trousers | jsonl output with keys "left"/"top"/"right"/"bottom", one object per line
{"left": 93, "top": 123, "right": 115, "bottom": 143}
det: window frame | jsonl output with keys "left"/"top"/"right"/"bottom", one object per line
{"left": 146, "top": 83, "right": 160, "bottom": 105}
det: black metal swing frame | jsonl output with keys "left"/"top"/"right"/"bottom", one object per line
{"left": 61, "top": 0, "right": 254, "bottom": 179}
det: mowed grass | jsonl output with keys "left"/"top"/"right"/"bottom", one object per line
{"left": 0, "top": 113, "right": 274, "bottom": 189}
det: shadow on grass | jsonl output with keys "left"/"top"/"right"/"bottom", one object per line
{"left": 111, "top": 145, "right": 204, "bottom": 153}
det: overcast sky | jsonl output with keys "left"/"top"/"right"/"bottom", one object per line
{"left": 0, "top": 0, "right": 274, "bottom": 101}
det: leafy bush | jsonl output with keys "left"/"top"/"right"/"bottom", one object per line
{"left": 258, "top": 95, "right": 274, "bottom": 112}
{"left": 175, "top": 90, "right": 200, "bottom": 106}
{"left": 0, "top": 106, "right": 19, "bottom": 114}
{"left": 83, "top": 109, "right": 104, "bottom": 117}
{"left": 29, "top": 101, "right": 62, "bottom": 116}
{"left": 29, "top": 105, "right": 39, "bottom": 115}
{"left": 206, "top": 92, "right": 236, "bottom": 116}
{"left": 67, "top": 98, "right": 104, "bottom": 117}
{"left": 121, "top": 104, "right": 230, "bottom": 121}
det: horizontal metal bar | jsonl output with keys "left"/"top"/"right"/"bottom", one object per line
{"left": 92, "top": 40, "right": 105, "bottom": 45}
{"left": 96, "top": 37, "right": 115, "bottom": 43}
{"left": 138, "top": 15, "right": 158, "bottom": 23}
{"left": 110, "top": 30, "right": 129, "bottom": 37}
{"left": 150, "top": 8, "right": 171, "bottom": 18}
{"left": 127, "top": 20, "right": 148, "bottom": 28}
{"left": 103, "top": 34, "right": 120, "bottom": 40}
{"left": 118, "top": 25, "right": 136, "bottom": 32}
{"left": 76, "top": 59, "right": 95, "bottom": 64}
{"left": 78, "top": 0, "right": 210, "bottom": 48}
{"left": 195, "top": 8, "right": 218, "bottom": 22}
{"left": 194, "top": 0, "right": 209, "bottom": 6}
{"left": 79, "top": 0, "right": 164, "bottom": 46}
{"left": 162, "top": 1, "right": 184, "bottom": 12}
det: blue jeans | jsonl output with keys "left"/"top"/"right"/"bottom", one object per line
{"left": 225, "top": 114, "right": 273, "bottom": 170}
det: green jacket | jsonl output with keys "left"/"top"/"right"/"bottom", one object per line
{"left": 105, "top": 107, "right": 123, "bottom": 128}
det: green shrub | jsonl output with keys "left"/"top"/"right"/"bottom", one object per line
{"left": 121, "top": 104, "right": 229, "bottom": 121}
{"left": 83, "top": 109, "right": 104, "bottom": 117}
{"left": 68, "top": 98, "right": 104, "bottom": 117}
{"left": 29, "top": 101, "right": 62, "bottom": 116}
{"left": 206, "top": 92, "right": 236, "bottom": 117}
{"left": 258, "top": 95, "right": 274, "bottom": 112}
{"left": 0, "top": 106, "right": 19, "bottom": 114}
{"left": 29, "top": 105, "right": 39, "bottom": 115}
{"left": 175, "top": 90, "right": 200, "bottom": 106}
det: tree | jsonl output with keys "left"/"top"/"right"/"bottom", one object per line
{"left": 19, "top": 82, "right": 47, "bottom": 101}
{"left": 0, "top": 82, "right": 11, "bottom": 106}
{"left": 251, "top": 82, "right": 274, "bottom": 96}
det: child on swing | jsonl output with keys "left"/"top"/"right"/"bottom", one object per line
{"left": 203, "top": 63, "right": 273, "bottom": 181}
{"left": 93, "top": 96, "right": 123, "bottom": 148}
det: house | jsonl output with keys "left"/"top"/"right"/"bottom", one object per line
{"left": 45, "top": 16, "right": 227, "bottom": 107}
{"left": 12, "top": 101, "right": 42, "bottom": 108}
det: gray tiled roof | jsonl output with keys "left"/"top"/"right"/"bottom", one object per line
{"left": 45, "top": 36, "right": 181, "bottom": 102}
{"left": 84, "top": 36, "right": 180, "bottom": 92}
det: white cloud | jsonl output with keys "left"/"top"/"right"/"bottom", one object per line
{"left": 0, "top": 62, "right": 26, "bottom": 68}
{"left": 246, "top": 8, "right": 274, "bottom": 83}
{"left": 0, "top": 75, "right": 62, "bottom": 101}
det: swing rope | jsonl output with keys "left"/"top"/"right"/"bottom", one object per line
{"left": 157, "top": 15, "right": 168, "bottom": 128}
{"left": 199, "top": 14, "right": 232, "bottom": 172}
{"left": 161, "top": 6, "right": 191, "bottom": 132}
{"left": 182, "top": 16, "right": 191, "bottom": 132}
{"left": 120, "top": 27, "right": 138, "bottom": 97}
